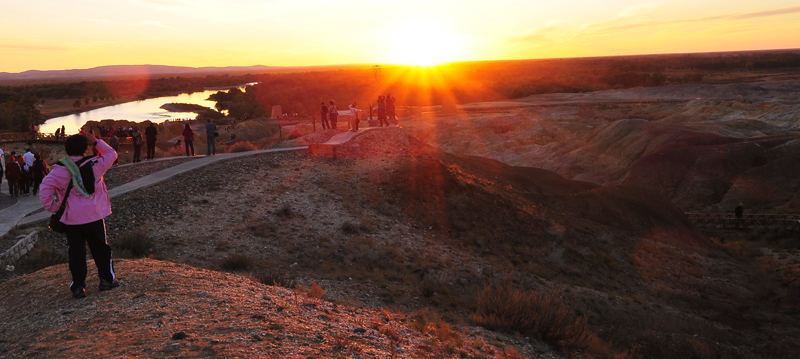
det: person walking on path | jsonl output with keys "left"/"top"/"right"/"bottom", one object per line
{"left": 31, "top": 153, "right": 48, "bottom": 196}
{"left": 60, "top": 125, "right": 66, "bottom": 141}
{"left": 320, "top": 102, "right": 330, "bottom": 130}
{"left": 182, "top": 123, "right": 195, "bottom": 156}
{"left": 40, "top": 132, "right": 119, "bottom": 299}
{"left": 18, "top": 156, "right": 30, "bottom": 196}
{"left": 349, "top": 102, "right": 360, "bottom": 132}
{"left": 329, "top": 101, "right": 338, "bottom": 129}
{"left": 131, "top": 127, "right": 143, "bottom": 163}
{"left": 5, "top": 156, "right": 20, "bottom": 197}
{"left": 144, "top": 122, "right": 158, "bottom": 160}
{"left": 205, "top": 119, "right": 217, "bottom": 156}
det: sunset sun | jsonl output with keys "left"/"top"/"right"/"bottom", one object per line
{"left": 388, "top": 20, "right": 462, "bottom": 66}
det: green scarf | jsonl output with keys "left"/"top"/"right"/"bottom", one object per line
{"left": 59, "top": 157, "right": 93, "bottom": 199}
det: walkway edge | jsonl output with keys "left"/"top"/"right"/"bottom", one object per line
{"left": 13, "top": 146, "right": 308, "bottom": 229}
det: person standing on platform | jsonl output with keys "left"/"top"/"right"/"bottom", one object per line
{"left": 131, "top": 127, "right": 143, "bottom": 163}
{"left": 144, "top": 122, "right": 158, "bottom": 160}
{"left": 349, "top": 102, "right": 359, "bottom": 132}
{"left": 320, "top": 102, "right": 330, "bottom": 130}
{"left": 329, "top": 101, "right": 338, "bottom": 129}
{"left": 182, "top": 123, "right": 195, "bottom": 156}
{"left": 205, "top": 119, "right": 217, "bottom": 156}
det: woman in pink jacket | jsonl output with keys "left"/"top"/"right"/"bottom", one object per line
{"left": 40, "top": 132, "right": 119, "bottom": 299}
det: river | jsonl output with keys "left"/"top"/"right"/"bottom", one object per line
{"left": 39, "top": 84, "right": 255, "bottom": 134}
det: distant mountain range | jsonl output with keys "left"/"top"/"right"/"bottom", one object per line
{"left": 0, "top": 64, "right": 280, "bottom": 82}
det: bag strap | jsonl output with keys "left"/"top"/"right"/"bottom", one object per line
{"left": 57, "top": 180, "right": 74, "bottom": 214}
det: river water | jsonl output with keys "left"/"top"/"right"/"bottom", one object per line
{"left": 39, "top": 84, "right": 253, "bottom": 134}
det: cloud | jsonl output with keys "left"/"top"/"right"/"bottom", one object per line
{"left": 514, "top": 4, "right": 800, "bottom": 44}
{"left": 0, "top": 44, "right": 68, "bottom": 52}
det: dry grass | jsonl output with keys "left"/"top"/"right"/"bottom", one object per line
{"left": 227, "top": 140, "right": 257, "bottom": 153}
{"left": 252, "top": 268, "right": 297, "bottom": 288}
{"left": 472, "top": 277, "right": 590, "bottom": 350}
{"left": 15, "top": 243, "right": 68, "bottom": 272}
{"left": 219, "top": 253, "right": 255, "bottom": 271}
{"left": 111, "top": 230, "right": 155, "bottom": 258}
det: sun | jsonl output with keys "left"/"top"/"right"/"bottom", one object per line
{"left": 388, "top": 20, "right": 462, "bottom": 66}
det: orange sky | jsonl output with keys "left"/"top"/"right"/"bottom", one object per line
{"left": 1, "top": 0, "right": 799, "bottom": 72}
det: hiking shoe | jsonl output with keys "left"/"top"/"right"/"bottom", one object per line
{"left": 99, "top": 279, "right": 120, "bottom": 291}
{"left": 72, "top": 286, "right": 87, "bottom": 299}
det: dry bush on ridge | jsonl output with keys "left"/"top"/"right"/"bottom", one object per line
{"left": 112, "top": 229, "right": 155, "bottom": 258}
{"left": 219, "top": 253, "right": 255, "bottom": 271}
{"left": 252, "top": 268, "right": 297, "bottom": 288}
{"left": 227, "top": 140, "right": 257, "bottom": 153}
{"left": 16, "top": 243, "right": 68, "bottom": 272}
{"left": 472, "top": 277, "right": 590, "bottom": 350}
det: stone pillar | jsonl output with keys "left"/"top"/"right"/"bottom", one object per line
{"left": 271, "top": 105, "right": 282, "bottom": 119}
{"left": 442, "top": 96, "right": 457, "bottom": 113}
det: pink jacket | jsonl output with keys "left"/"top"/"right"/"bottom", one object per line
{"left": 39, "top": 139, "right": 118, "bottom": 225}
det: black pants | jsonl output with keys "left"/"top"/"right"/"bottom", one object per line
{"left": 321, "top": 116, "right": 330, "bottom": 129}
{"left": 7, "top": 179, "right": 18, "bottom": 196}
{"left": 66, "top": 219, "right": 115, "bottom": 290}
{"left": 32, "top": 178, "right": 42, "bottom": 195}
{"left": 185, "top": 140, "right": 194, "bottom": 156}
{"left": 133, "top": 144, "right": 142, "bottom": 162}
{"left": 146, "top": 141, "right": 156, "bottom": 159}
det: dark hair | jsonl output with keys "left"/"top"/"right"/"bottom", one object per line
{"left": 65, "top": 135, "right": 88, "bottom": 156}
{"left": 185, "top": 123, "right": 191, "bottom": 130}
{"left": 34, "top": 154, "right": 41, "bottom": 160}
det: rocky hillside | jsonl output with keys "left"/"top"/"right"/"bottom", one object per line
{"left": 402, "top": 80, "right": 800, "bottom": 212}
{"left": 0, "top": 259, "right": 524, "bottom": 358}
{"left": 3, "top": 127, "right": 799, "bottom": 358}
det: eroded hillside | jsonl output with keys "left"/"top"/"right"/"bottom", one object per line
{"left": 402, "top": 80, "right": 800, "bottom": 212}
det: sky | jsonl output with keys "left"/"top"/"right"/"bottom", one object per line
{"left": 1, "top": 0, "right": 799, "bottom": 73}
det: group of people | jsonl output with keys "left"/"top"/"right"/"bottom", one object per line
{"left": 377, "top": 93, "right": 396, "bottom": 127}
{"left": 318, "top": 94, "right": 396, "bottom": 132}
{"left": 3, "top": 142, "right": 49, "bottom": 197}
{"left": 319, "top": 93, "right": 397, "bottom": 131}
{"left": 319, "top": 101, "right": 339, "bottom": 130}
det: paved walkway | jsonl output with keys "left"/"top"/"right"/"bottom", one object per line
{"left": 0, "top": 146, "right": 307, "bottom": 237}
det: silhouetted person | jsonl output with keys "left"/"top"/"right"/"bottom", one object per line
{"left": 40, "top": 133, "right": 119, "bottom": 299}
{"left": 131, "top": 127, "right": 143, "bottom": 163}
{"left": 145, "top": 122, "right": 158, "bottom": 160}
{"left": 329, "top": 101, "right": 338, "bottom": 129}
{"left": 735, "top": 203, "right": 744, "bottom": 219}
{"left": 349, "top": 102, "right": 359, "bottom": 132}
{"left": 205, "top": 119, "right": 217, "bottom": 155}
{"left": 182, "top": 123, "right": 195, "bottom": 156}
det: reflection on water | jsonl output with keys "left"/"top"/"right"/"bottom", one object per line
{"left": 40, "top": 87, "right": 244, "bottom": 135}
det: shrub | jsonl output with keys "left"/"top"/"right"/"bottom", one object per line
{"left": 227, "top": 140, "right": 257, "bottom": 153}
{"left": 341, "top": 221, "right": 360, "bottom": 234}
{"left": 472, "top": 277, "right": 590, "bottom": 350}
{"left": 112, "top": 230, "right": 155, "bottom": 258}
{"left": 16, "top": 243, "right": 68, "bottom": 272}
{"left": 253, "top": 269, "right": 297, "bottom": 288}
{"left": 219, "top": 253, "right": 255, "bottom": 271}
{"left": 275, "top": 204, "right": 293, "bottom": 218}
{"left": 307, "top": 282, "right": 325, "bottom": 298}
{"left": 166, "top": 145, "right": 186, "bottom": 157}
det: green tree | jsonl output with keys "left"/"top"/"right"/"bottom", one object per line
{"left": 73, "top": 99, "right": 81, "bottom": 109}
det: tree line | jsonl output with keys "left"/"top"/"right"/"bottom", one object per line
{"left": 2, "top": 51, "right": 799, "bottom": 131}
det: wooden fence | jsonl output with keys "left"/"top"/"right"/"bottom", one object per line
{"left": 684, "top": 213, "right": 800, "bottom": 231}
{"left": 0, "top": 132, "right": 64, "bottom": 143}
